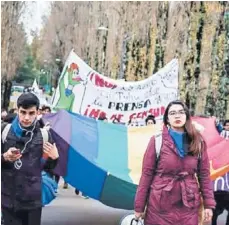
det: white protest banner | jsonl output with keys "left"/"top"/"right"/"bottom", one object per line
{"left": 52, "top": 49, "right": 179, "bottom": 123}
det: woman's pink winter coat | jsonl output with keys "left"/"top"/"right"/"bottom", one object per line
{"left": 134, "top": 127, "right": 216, "bottom": 225}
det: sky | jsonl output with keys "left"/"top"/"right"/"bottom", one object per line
{"left": 21, "top": 1, "right": 51, "bottom": 43}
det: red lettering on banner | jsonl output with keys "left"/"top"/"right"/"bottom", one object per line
{"left": 141, "top": 111, "right": 148, "bottom": 118}
{"left": 84, "top": 105, "right": 91, "bottom": 116}
{"left": 136, "top": 112, "right": 142, "bottom": 119}
{"left": 105, "top": 81, "right": 114, "bottom": 88}
{"left": 89, "top": 109, "right": 100, "bottom": 118}
{"left": 85, "top": 106, "right": 107, "bottom": 119}
{"left": 135, "top": 111, "right": 148, "bottom": 119}
{"left": 110, "top": 114, "right": 116, "bottom": 121}
{"left": 90, "top": 73, "right": 94, "bottom": 81}
{"left": 99, "top": 111, "right": 107, "bottom": 118}
{"left": 90, "top": 73, "right": 117, "bottom": 89}
{"left": 161, "top": 106, "right": 165, "bottom": 115}
{"left": 95, "top": 74, "right": 104, "bottom": 87}
{"left": 129, "top": 106, "right": 165, "bottom": 120}
{"left": 149, "top": 108, "right": 160, "bottom": 117}
{"left": 129, "top": 113, "right": 136, "bottom": 120}
{"left": 85, "top": 105, "right": 165, "bottom": 121}
{"left": 117, "top": 114, "right": 124, "bottom": 121}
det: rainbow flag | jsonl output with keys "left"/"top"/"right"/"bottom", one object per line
{"left": 43, "top": 110, "right": 229, "bottom": 209}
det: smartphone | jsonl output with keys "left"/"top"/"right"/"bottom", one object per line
{"left": 11, "top": 149, "right": 20, "bottom": 155}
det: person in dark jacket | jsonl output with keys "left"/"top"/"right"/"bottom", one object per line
{"left": 41, "top": 105, "right": 51, "bottom": 115}
{"left": 1, "top": 109, "right": 8, "bottom": 121}
{"left": 134, "top": 100, "right": 216, "bottom": 225}
{"left": 3, "top": 113, "right": 17, "bottom": 123}
{"left": 8, "top": 108, "right": 17, "bottom": 114}
{"left": 1, "top": 93, "right": 59, "bottom": 225}
{"left": 145, "top": 115, "right": 156, "bottom": 126}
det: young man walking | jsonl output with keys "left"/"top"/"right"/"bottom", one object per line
{"left": 1, "top": 93, "right": 59, "bottom": 225}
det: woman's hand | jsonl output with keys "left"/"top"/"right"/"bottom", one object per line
{"left": 43, "top": 142, "right": 59, "bottom": 160}
{"left": 134, "top": 211, "right": 144, "bottom": 220}
{"left": 204, "top": 208, "right": 213, "bottom": 223}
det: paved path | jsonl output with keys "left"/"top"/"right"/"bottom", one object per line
{"left": 41, "top": 184, "right": 130, "bottom": 225}
{"left": 42, "top": 184, "right": 227, "bottom": 225}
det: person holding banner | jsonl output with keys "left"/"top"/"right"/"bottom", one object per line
{"left": 134, "top": 100, "right": 215, "bottom": 225}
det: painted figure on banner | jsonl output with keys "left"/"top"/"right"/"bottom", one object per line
{"left": 54, "top": 63, "right": 83, "bottom": 111}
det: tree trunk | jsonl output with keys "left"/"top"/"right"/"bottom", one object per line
{"left": 54, "top": 61, "right": 64, "bottom": 88}
{"left": 38, "top": 2, "right": 229, "bottom": 118}
{"left": 1, "top": 79, "right": 12, "bottom": 110}
{"left": 1, "top": 78, "right": 6, "bottom": 109}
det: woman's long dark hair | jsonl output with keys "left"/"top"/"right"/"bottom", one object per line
{"left": 163, "top": 100, "right": 203, "bottom": 155}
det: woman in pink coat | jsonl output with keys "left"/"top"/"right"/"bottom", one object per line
{"left": 134, "top": 100, "right": 216, "bottom": 225}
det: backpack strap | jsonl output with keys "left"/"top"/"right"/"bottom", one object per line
{"left": 155, "top": 132, "right": 162, "bottom": 160}
{"left": 2, "top": 124, "right": 12, "bottom": 144}
{"left": 1, "top": 124, "right": 49, "bottom": 144}
{"left": 40, "top": 128, "right": 49, "bottom": 143}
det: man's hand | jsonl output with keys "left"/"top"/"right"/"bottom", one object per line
{"left": 43, "top": 142, "right": 59, "bottom": 160}
{"left": 204, "top": 208, "right": 213, "bottom": 223}
{"left": 3, "top": 147, "right": 22, "bottom": 162}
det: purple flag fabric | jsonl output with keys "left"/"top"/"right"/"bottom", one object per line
{"left": 43, "top": 110, "right": 72, "bottom": 176}
{"left": 213, "top": 172, "right": 229, "bottom": 192}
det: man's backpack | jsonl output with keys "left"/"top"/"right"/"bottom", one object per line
{"left": 1, "top": 123, "right": 49, "bottom": 144}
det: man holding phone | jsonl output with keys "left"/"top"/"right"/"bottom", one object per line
{"left": 1, "top": 93, "right": 59, "bottom": 225}
{"left": 4, "top": 148, "right": 21, "bottom": 160}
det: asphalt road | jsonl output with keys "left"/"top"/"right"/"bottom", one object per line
{"left": 41, "top": 184, "right": 130, "bottom": 225}
{"left": 41, "top": 184, "right": 227, "bottom": 225}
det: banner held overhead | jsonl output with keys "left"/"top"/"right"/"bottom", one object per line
{"left": 52, "top": 50, "right": 179, "bottom": 123}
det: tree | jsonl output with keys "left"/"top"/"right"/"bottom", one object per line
{"left": 14, "top": 45, "right": 40, "bottom": 86}
{"left": 1, "top": 1, "right": 27, "bottom": 109}
{"left": 36, "top": 2, "right": 229, "bottom": 118}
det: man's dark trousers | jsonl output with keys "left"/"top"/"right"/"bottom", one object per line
{"left": 2, "top": 207, "right": 42, "bottom": 225}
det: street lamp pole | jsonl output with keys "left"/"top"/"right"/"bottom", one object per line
{"left": 97, "top": 24, "right": 109, "bottom": 75}
{"left": 38, "top": 71, "right": 41, "bottom": 87}
{"left": 119, "top": 37, "right": 127, "bottom": 80}
{"left": 119, "top": 33, "right": 135, "bottom": 80}
{"left": 97, "top": 26, "right": 109, "bottom": 31}
{"left": 97, "top": 26, "right": 135, "bottom": 80}
{"left": 55, "top": 58, "right": 63, "bottom": 87}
